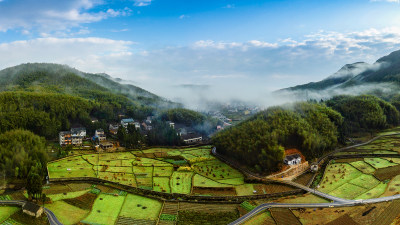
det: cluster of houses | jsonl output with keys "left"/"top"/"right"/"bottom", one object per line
{"left": 59, "top": 117, "right": 204, "bottom": 148}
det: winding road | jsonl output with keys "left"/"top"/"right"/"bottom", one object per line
{"left": 213, "top": 132, "right": 400, "bottom": 224}
{"left": 0, "top": 200, "right": 62, "bottom": 225}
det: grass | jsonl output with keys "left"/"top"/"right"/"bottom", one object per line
{"left": 48, "top": 190, "right": 90, "bottom": 201}
{"left": 118, "top": 194, "right": 163, "bottom": 221}
{"left": 192, "top": 160, "right": 244, "bottom": 182}
{"left": 153, "top": 166, "right": 174, "bottom": 177}
{"left": 348, "top": 174, "right": 380, "bottom": 189}
{"left": 97, "top": 172, "right": 137, "bottom": 187}
{"left": 317, "top": 163, "right": 363, "bottom": 193}
{"left": 328, "top": 183, "right": 368, "bottom": 199}
{"left": 48, "top": 156, "right": 96, "bottom": 178}
{"left": 46, "top": 201, "right": 89, "bottom": 225}
{"left": 218, "top": 177, "right": 245, "bottom": 185}
{"left": 81, "top": 194, "right": 125, "bottom": 225}
{"left": 235, "top": 184, "right": 255, "bottom": 196}
{"left": 170, "top": 171, "right": 193, "bottom": 194}
{"left": 132, "top": 166, "right": 153, "bottom": 178}
{"left": 364, "top": 158, "right": 398, "bottom": 169}
{"left": 192, "top": 174, "right": 232, "bottom": 188}
{"left": 0, "top": 206, "right": 19, "bottom": 223}
{"left": 349, "top": 161, "right": 376, "bottom": 174}
{"left": 153, "top": 177, "right": 171, "bottom": 193}
{"left": 355, "top": 183, "right": 387, "bottom": 199}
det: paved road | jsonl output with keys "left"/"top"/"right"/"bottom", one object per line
{"left": 215, "top": 133, "right": 400, "bottom": 224}
{"left": 0, "top": 200, "right": 62, "bottom": 225}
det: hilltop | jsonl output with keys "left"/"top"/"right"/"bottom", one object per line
{"left": 281, "top": 49, "right": 400, "bottom": 98}
{"left": 0, "top": 63, "right": 180, "bottom": 109}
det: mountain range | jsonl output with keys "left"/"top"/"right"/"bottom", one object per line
{"left": 282, "top": 49, "right": 400, "bottom": 98}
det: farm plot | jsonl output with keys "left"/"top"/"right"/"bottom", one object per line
{"left": 135, "top": 158, "right": 173, "bottom": 167}
{"left": 349, "top": 174, "right": 380, "bottom": 189}
{"left": 118, "top": 194, "right": 162, "bottom": 221}
{"left": 98, "top": 171, "right": 137, "bottom": 187}
{"left": 235, "top": 184, "right": 255, "bottom": 196}
{"left": 48, "top": 156, "right": 96, "bottom": 178}
{"left": 153, "top": 166, "right": 174, "bottom": 177}
{"left": 153, "top": 177, "right": 171, "bottom": 193}
{"left": 81, "top": 194, "right": 125, "bottom": 225}
{"left": 318, "top": 163, "right": 363, "bottom": 193}
{"left": 350, "top": 161, "right": 376, "bottom": 174}
{"left": 47, "top": 189, "right": 89, "bottom": 201}
{"left": 382, "top": 175, "right": 400, "bottom": 197}
{"left": 364, "top": 158, "right": 397, "bottom": 169}
{"left": 374, "top": 164, "right": 400, "bottom": 181}
{"left": 192, "top": 160, "right": 244, "bottom": 184}
{"left": 192, "top": 174, "right": 232, "bottom": 188}
{"left": 0, "top": 206, "right": 19, "bottom": 223}
{"left": 46, "top": 201, "right": 89, "bottom": 225}
{"left": 355, "top": 183, "right": 387, "bottom": 199}
{"left": 328, "top": 183, "right": 368, "bottom": 199}
{"left": 170, "top": 172, "right": 193, "bottom": 194}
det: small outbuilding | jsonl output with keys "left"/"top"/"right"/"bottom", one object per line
{"left": 22, "top": 202, "right": 43, "bottom": 218}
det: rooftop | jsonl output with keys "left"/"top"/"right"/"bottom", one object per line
{"left": 121, "top": 118, "right": 134, "bottom": 123}
{"left": 23, "top": 202, "right": 42, "bottom": 213}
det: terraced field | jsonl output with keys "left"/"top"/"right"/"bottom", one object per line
{"left": 48, "top": 146, "right": 255, "bottom": 196}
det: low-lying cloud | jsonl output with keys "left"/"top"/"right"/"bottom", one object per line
{"left": 1, "top": 28, "right": 400, "bottom": 109}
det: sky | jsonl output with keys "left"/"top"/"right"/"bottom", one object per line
{"left": 1, "top": 0, "right": 400, "bottom": 108}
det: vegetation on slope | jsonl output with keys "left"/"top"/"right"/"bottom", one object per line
{"left": 212, "top": 102, "right": 342, "bottom": 173}
{"left": 0, "top": 129, "right": 47, "bottom": 179}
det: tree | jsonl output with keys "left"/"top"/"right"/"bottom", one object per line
{"left": 27, "top": 171, "right": 43, "bottom": 200}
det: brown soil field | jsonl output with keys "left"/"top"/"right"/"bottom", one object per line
{"left": 192, "top": 187, "right": 237, "bottom": 196}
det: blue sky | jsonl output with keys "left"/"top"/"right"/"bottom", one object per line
{"left": 1, "top": 0, "right": 400, "bottom": 107}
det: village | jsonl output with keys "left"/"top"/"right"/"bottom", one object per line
{"left": 58, "top": 117, "right": 204, "bottom": 152}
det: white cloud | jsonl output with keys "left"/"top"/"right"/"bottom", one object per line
{"left": 223, "top": 4, "right": 235, "bottom": 9}
{"left": 0, "top": 0, "right": 131, "bottom": 34}
{"left": 133, "top": 0, "right": 152, "bottom": 7}
{"left": 179, "top": 15, "right": 186, "bottom": 19}
{"left": 1, "top": 28, "right": 400, "bottom": 108}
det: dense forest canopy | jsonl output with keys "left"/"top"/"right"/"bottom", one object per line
{"left": 0, "top": 129, "right": 48, "bottom": 179}
{"left": 326, "top": 95, "right": 400, "bottom": 134}
{"left": 213, "top": 95, "right": 400, "bottom": 174}
{"left": 212, "top": 102, "right": 342, "bottom": 173}
{"left": 160, "top": 108, "right": 206, "bottom": 126}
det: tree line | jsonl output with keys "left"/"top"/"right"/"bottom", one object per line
{"left": 212, "top": 95, "right": 400, "bottom": 174}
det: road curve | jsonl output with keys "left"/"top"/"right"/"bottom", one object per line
{"left": 0, "top": 200, "right": 62, "bottom": 225}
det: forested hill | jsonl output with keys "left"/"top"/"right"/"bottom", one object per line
{"left": 212, "top": 95, "right": 400, "bottom": 174}
{"left": 0, "top": 63, "right": 180, "bottom": 108}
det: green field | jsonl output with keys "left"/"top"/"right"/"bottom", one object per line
{"left": 170, "top": 172, "right": 193, "bottom": 194}
{"left": 48, "top": 156, "right": 96, "bottom": 178}
{"left": 318, "top": 163, "right": 362, "bottom": 193}
{"left": 382, "top": 175, "right": 400, "bottom": 197}
{"left": 349, "top": 161, "right": 376, "bottom": 174}
{"left": 153, "top": 166, "right": 174, "bottom": 177}
{"left": 48, "top": 190, "right": 89, "bottom": 201}
{"left": 47, "top": 147, "right": 251, "bottom": 196}
{"left": 192, "top": 160, "right": 244, "bottom": 184}
{"left": 82, "top": 194, "right": 125, "bottom": 225}
{"left": 153, "top": 177, "right": 171, "bottom": 193}
{"left": 328, "top": 183, "right": 368, "bottom": 199}
{"left": 355, "top": 183, "right": 387, "bottom": 199}
{"left": 235, "top": 184, "right": 255, "bottom": 196}
{"left": 0, "top": 206, "right": 19, "bottom": 223}
{"left": 193, "top": 174, "right": 232, "bottom": 188}
{"left": 364, "top": 158, "right": 397, "bottom": 169}
{"left": 46, "top": 201, "right": 89, "bottom": 225}
{"left": 349, "top": 174, "right": 380, "bottom": 189}
{"left": 118, "top": 194, "right": 163, "bottom": 221}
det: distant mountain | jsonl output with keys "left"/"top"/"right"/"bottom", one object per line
{"left": 0, "top": 63, "right": 180, "bottom": 108}
{"left": 282, "top": 49, "right": 400, "bottom": 95}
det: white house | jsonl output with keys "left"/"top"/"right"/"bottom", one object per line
{"left": 121, "top": 118, "right": 135, "bottom": 129}
{"left": 95, "top": 129, "right": 106, "bottom": 141}
{"left": 283, "top": 154, "right": 302, "bottom": 165}
{"left": 71, "top": 127, "right": 86, "bottom": 137}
